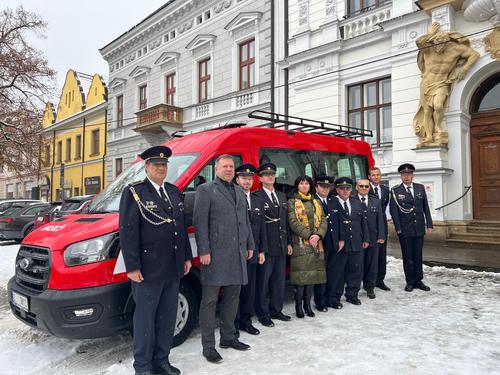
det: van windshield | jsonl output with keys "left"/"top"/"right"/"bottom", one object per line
{"left": 87, "top": 153, "right": 199, "bottom": 213}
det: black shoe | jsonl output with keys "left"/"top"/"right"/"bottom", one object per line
{"left": 303, "top": 301, "right": 315, "bottom": 317}
{"left": 240, "top": 323, "right": 260, "bottom": 335}
{"left": 135, "top": 372, "right": 152, "bottom": 375}
{"left": 258, "top": 316, "right": 275, "bottom": 327}
{"left": 295, "top": 300, "right": 305, "bottom": 318}
{"left": 315, "top": 304, "right": 328, "bottom": 312}
{"left": 270, "top": 312, "right": 291, "bottom": 321}
{"left": 414, "top": 282, "right": 431, "bottom": 291}
{"left": 203, "top": 348, "right": 223, "bottom": 364}
{"left": 235, "top": 329, "right": 240, "bottom": 338}
{"left": 346, "top": 296, "right": 362, "bottom": 305}
{"left": 152, "top": 362, "right": 181, "bottom": 375}
{"left": 376, "top": 282, "right": 391, "bottom": 291}
{"left": 404, "top": 285, "right": 414, "bottom": 292}
{"left": 219, "top": 339, "right": 251, "bottom": 351}
{"left": 328, "top": 301, "right": 343, "bottom": 309}
{"left": 366, "top": 288, "right": 376, "bottom": 299}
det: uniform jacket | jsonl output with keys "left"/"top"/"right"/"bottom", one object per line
{"left": 352, "top": 195, "right": 386, "bottom": 246}
{"left": 119, "top": 178, "right": 193, "bottom": 283}
{"left": 193, "top": 178, "right": 255, "bottom": 286}
{"left": 254, "top": 189, "right": 291, "bottom": 256}
{"left": 315, "top": 194, "right": 346, "bottom": 252}
{"left": 390, "top": 182, "right": 433, "bottom": 238}
{"left": 248, "top": 193, "right": 268, "bottom": 264}
{"left": 339, "top": 198, "right": 370, "bottom": 252}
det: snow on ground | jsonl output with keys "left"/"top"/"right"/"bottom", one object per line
{"left": 1, "top": 242, "right": 499, "bottom": 375}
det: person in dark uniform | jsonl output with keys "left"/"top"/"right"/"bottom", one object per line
{"left": 119, "top": 145, "right": 193, "bottom": 375}
{"left": 335, "top": 177, "right": 369, "bottom": 305}
{"left": 368, "top": 167, "right": 391, "bottom": 291}
{"left": 234, "top": 163, "right": 267, "bottom": 336}
{"left": 352, "top": 179, "right": 385, "bottom": 299}
{"left": 313, "top": 175, "right": 346, "bottom": 311}
{"left": 254, "top": 163, "right": 292, "bottom": 327}
{"left": 390, "top": 163, "right": 433, "bottom": 292}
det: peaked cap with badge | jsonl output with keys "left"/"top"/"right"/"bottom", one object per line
{"left": 397, "top": 163, "right": 415, "bottom": 174}
{"left": 257, "top": 162, "right": 277, "bottom": 175}
{"left": 315, "top": 175, "right": 335, "bottom": 185}
{"left": 140, "top": 145, "right": 172, "bottom": 163}
{"left": 235, "top": 163, "right": 257, "bottom": 176}
{"left": 335, "top": 176, "right": 353, "bottom": 188}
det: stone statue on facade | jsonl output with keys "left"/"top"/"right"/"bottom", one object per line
{"left": 485, "top": 27, "right": 500, "bottom": 61}
{"left": 413, "top": 22, "right": 480, "bottom": 147}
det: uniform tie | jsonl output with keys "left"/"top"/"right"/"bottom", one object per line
{"left": 271, "top": 192, "right": 278, "bottom": 207}
{"left": 361, "top": 196, "right": 367, "bottom": 209}
{"left": 374, "top": 186, "right": 379, "bottom": 198}
{"left": 343, "top": 201, "right": 349, "bottom": 215}
{"left": 406, "top": 186, "right": 413, "bottom": 198}
{"left": 159, "top": 186, "right": 172, "bottom": 209}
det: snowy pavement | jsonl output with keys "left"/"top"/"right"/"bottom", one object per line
{"left": 1, "top": 242, "right": 499, "bottom": 375}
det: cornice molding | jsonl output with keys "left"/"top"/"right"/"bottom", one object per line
{"left": 186, "top": 34, "right": 217, "bottom": 51}
{"left": 224, "top": 11, "right": 263, "bottom": 34}
{"left": 154, "top": 51, "right": 181, "bottom": 65}
{"left": 128, "top": 66, "right": 151, "bottom": 78}
{"left": 109, "top": 78, "right": 127, "bottom": 89}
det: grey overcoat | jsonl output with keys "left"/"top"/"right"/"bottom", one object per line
{"left": 193, "top": 178, "right": 255, "bottom": 286}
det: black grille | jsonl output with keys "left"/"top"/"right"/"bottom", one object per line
{"left": 15, "top": 245, "right": 51, "bottom": 293}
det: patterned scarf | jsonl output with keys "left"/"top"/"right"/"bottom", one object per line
{"left": 294, "top": 192, "right": 323, "bottom": 250}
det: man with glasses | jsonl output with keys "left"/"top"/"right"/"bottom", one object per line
{"left": 352, "top": 179, "right": 385, "bottom": 299}
{"left": 254, "top": 163, "right": 292, "bottom": 327}
{"left": 390, "top": 163, "right": 433, "bottom": 292}
{"left": 368, "top": 167, "right": 391, "bottom": 291}
{"left": 335, "top": 177, "right": 369, "bottom": 306}
{"left": 119, "top": 145, "right": 192, "bottom": 375}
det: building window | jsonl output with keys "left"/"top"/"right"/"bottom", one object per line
{"left": 90, "top": 129, "right": 100, "bottom": 155}
{"left": 75, "top": 134, "right": 82, "bottom": 159}
{"left": 115, "top": 158, "right": 123, "bottom": 178}
{"left": 74, "top": 187, "right": 80, "bottom": 196}
{"left": 116, "top": 94, "right": 124, "bottom": 127}
{"left": 65, "top": 138, "right": 71, "bottom": 162}
{"left": 44, "top": 145, "right": 50, "bottom": 166}
{"left": 57, "top": 141, "right": 62, "bottom": 164}
{"left": 198, "top": 58, "right": 211, "bottom": 103}
{"left": 166, "top": 74, "right": 176, "bottom": 105}
{"left": 139, "top": 85, "right": 147, "bottom": 109}
{"left": 347, "top": 0, "right": 391, "bottom": 17}
{"left": 239, "top": 39, "right": 255, "bottom": 90}
{"left": 348, "top": 77, "right": 391, "bottom": 146}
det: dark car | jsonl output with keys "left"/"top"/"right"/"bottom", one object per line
{"left": 0, "top": 199, "right": 41, "bottom": 215}
{"left": 0, "top": 203, "right": 51, "bottom": 241}
{"left": 51, "top": 195, "right": 94, "bottom": 220}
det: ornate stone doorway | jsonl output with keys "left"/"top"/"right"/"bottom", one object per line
{"left": 470, "top": 73, "right": 500, "bottom": 220}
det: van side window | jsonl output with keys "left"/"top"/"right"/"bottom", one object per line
{"left": 184, "top": 155, "right": 243, "bottom": 192}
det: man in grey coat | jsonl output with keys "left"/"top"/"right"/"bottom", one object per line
{"left": 194, "top": 154, "right": 255, "bottom": 364}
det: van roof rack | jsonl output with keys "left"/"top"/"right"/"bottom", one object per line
{"left": 248, "top": 110, "right": 372, "bottom": 139}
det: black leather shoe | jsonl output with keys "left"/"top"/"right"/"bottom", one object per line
{"left": 376, "top": 282, "right": 391, "bottom": 291}
{"left": 258, "top": 316, "right": 275, "bottom": 327}
{"left": 203, "top": 348, "right": 223, "bottom": 364}
{"left": 235, "top": 329, "right": 240, "bottom": 338}
{"left": 366, "top": 288, "right": 376, "bottom": 299}
{"left": 328, "top": 301, "right": 343, "bottom": 309}
{"left": 135, "top": 371, "right": 152, "bottom": 375}
{"left": 240, "top": 323, "right": 260, "bottom": 335}
{"left": 270, "top": 312, "right": 292, "bottom": 321}
{"left": 315, "top": 304, "right": 328, "bottom": 312}
{"left": 152, "top": 361, "right": 181, "bottom": 375}
{"left": 346, "top": 296, "right": 362, "bottom": 305}
{"left": 414, "top": 282, "right": 431, "bottom": 291}
{"left": 219, "top": 339, "right": 251, "bottom": 351}
{"left": 404, "top": 285, "right": 414, "bottom": 292}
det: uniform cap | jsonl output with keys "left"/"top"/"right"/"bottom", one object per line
{"left": 139, "top": 145, "right": 172, "bottom": 163}
{"left": 315, "top": 175, "right": 335, "bottom": 185}
{"left": 235, "top": 163, "right": 257, "bottom": 176}
{"left": 334, "top": 176, "right": 353, "bottom": 188}
{"left": 398, "top": 163, "right": 415, "bottom": 173}
{"left": 258, "top": 162, "right": 277, "bottom": 175}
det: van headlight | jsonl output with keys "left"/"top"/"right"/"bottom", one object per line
{"left": 64, "top": 233, "right": 117, "bottom": 266}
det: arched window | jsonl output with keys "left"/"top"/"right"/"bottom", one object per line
{"left": 471, "top": 73, "right": 500, "bottom": 113}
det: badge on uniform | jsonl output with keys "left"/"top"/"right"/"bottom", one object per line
{"left": 264, "top": 202, "right": 270, "bottom": 209}
{"left": 254, "top": 207, "right": 260, "bottom": 211}
{"left": 178, "top": 202, "right": 184, "bottom": 211}
{"left": 398, "top": 194, "right": 406, "bottom": 200}
{"left": 146, "top": 201, "right": 158, "bottom": 211}
{"left": 415, "top": 192, "right": 423, "bottom": 199}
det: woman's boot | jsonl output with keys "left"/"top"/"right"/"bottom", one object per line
{"left": 303, "top": 285, "right": 315, "bottom": 317}
{"left": 294, "top": 286, "right": 305, "bottom": 318}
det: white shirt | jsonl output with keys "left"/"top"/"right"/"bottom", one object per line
{"left": 358, "top": 194, "right": 369, "bottom": 206}
{"left": 337, "top": 196, "right": 351, "bottom": 214}
{"left": 318, "top": 195, "right": 328, "bottom": 206}
{"left": 147, "top": 176, "right": 171, "bottom": 205}
{"left": 404, "top": 183, "right": 414, "bottom": 197}
{"left": 370, "top": 183, "right": 381, "bottom": 199}
{"left": 246, "top": 192, "right": 251, "bottom": 209}
{"left": 263, "top": 186, "right": 279, "bottom": 205}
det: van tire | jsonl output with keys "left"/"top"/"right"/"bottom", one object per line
{"left": 128, "top": 279, "right": 198, "bottom": 347}
{"left": 23, "top": 224, "right": 34, "bottom": 239}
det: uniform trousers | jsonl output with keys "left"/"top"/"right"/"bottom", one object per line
{"left": 344, "top": 251, "right": 364, "bottom": 298}
{"left": 399, "top": 236, "right": 424, "bottom": 286}
{"left": 131, "top": 278, "right": 179, "bottom": 373}
{"left": 363, "top": 245, "right": 379, "bottom": 289}
{"left": 236, "top": 263, "right": 257, "bottom": 327}
{"left": 200, "top": 285, "right": 241, "bottom": 350}
{"left": 255, "top": 255, "right": 286, "bottom": 318}
{"left": 376, "top": 241, "right": 388, "bottom": 285}
{"left": 325, "top": 250, "right": 348, "bottom": 305}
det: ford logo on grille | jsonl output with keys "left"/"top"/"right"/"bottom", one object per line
{"left": 18, "top": 258, "right": 31, "bottom": 271}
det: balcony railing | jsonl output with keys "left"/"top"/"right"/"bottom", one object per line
{"left": 134, "top": 103, "right": 183, "bottom": 134}
{"left": 340, "top": 3, "right": 391, "bottom": 39}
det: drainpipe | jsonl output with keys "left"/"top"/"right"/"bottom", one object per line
{"left": 102, "top": 108, "right": 107, "bottom": 192}
{"left": 284, "top": 0, "right": 289, "bottom": 118}
{"left": 81, "top": 117, "right": 86, "bottom": 194}
{"left": 50, "top": 130, "right": 55, "bottom": 201}
{"left": 270, "top": 0, "right": 275, "bottom": 117}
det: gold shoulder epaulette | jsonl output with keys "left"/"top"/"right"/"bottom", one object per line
{"left": 130, "top": 180, "right": 144, "bottom": 187}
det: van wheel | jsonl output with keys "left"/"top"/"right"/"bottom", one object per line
{"left": 173, "top": 280, "right": 198, "bottom": 347}
{"left": 128, "top": 280, "right": 198, "bottom": 347}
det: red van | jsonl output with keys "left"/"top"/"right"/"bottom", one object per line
{"left": 8, "top": 111, "right": 374, "bottom": 346}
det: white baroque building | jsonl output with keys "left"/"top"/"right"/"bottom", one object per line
{"left": 100, "top": 0, "right": 284, "bottom": 184}
{"left": 281, "top": 0, "right": 500, "bottom": 241}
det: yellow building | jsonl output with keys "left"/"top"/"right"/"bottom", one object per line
{"left": 41, "top": 70, "right": 108, "bottom": 201}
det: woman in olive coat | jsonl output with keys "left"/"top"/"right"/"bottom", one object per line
{"left": 288, "top": 175, "right": 327, "bottom": 318}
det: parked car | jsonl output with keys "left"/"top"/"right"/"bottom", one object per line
{"left": 33, "top": 201, "right": 63, "bottom": 230}
{"left": 0, "top": 203, "right": 51, "bottom": 241}
{"left": 52, "top": 195, "right": 94, "bottom": 220}
{"left": 0, "top": 199, "right": 41, "bottom": 215}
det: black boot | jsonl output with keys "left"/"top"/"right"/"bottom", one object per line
{"left": 294, "top": 286, "right": 305, "bottom": 318}
{"left": 303, "top": 285, "right": 315, "bottom": 318}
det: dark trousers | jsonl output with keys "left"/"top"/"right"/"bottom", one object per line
{"left": 376, "top": 241, "right": 388, "bottom": 284}
{"left": 236, "top": 263, "right": 257, "bottom": 327}
{"left": 131, "top": 278, "right": 180, "bottom": 373}
{"left": 325, "top": 249, "right": 348, "bottom": 304}
{"left": 363, "top": 245, "right": 379, "bottom": 289}
{"left": 200, "top": 284, "right": 241, "bottom": 350}
{"left": 399, "top": 236, "right": 424, "bottom": 286}
{"left": 255, "top": 255, "right": 286, "bottom": 318}
{"left": 314, "top": 248, "right": 332, "bottom": 307}
{"left": 345, "top": 251, "right": 364, "bottom": 298}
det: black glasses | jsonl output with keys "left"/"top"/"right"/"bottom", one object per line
{"left": 358, "top": 185, "right": 370, "bottom": 188}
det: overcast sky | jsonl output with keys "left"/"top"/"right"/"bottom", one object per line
{"left": 4, "top": 0, "right": 167, "bottom": 98}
